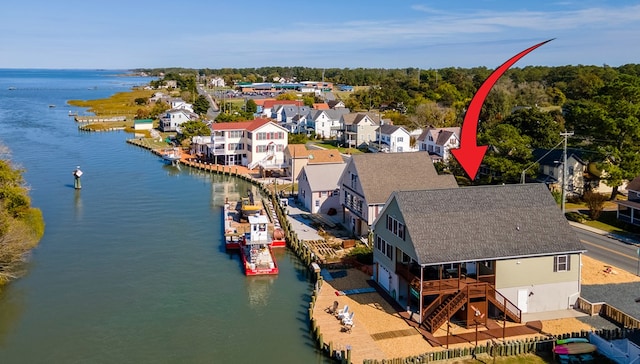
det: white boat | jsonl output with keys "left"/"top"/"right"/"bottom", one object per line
{"left": 160, "top": 147, "right": 181, "bottom": 164}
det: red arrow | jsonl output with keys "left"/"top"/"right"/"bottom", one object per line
{"left": 450, "top": 39, "right": 554, "bottom": 180}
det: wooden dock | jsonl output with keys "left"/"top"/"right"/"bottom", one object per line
{"left": 75, "top": 115, "right": 127, "bottom": 123}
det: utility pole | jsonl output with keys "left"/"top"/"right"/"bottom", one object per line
{"left": 560, "top": 131, "right": 574, "bottom": 215}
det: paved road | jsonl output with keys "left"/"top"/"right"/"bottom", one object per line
{"left": 574, "top": 226, "right": 640, "bottom": 276}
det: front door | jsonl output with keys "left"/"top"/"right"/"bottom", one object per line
{"left": 228, "top": 155, "right": 235, "bottom": 165}
{"left": 517, "top": 289, "right": 528, "bottom": 313}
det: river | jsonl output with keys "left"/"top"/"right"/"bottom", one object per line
{"left": 0, "top": 69, "right": 327, "bottom": 363}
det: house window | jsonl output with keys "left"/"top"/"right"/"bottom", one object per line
{"left": 554, "top": 255, "right": 570, "bottom": 272}
{"left": 375, "top": 235, "right": 393, "bottom": 260}
{"left": 397, "top": 137, "right": 403, "bottom": 142}
{"left": 315, "top": 200, "right": 320, "bottom": 207}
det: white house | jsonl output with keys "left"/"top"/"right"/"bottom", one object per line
{"left": 298, "top": 163, "right": 346, "bottom": 214}
{"left": 531, "top": 148, "right": 587, "bottom": 196}
{"left": 307, "top": 109, "right": 350, "bottom": 139}
{"left": 159, "top": 109, "right": 198, "bottom": 132}
{"left": 169, "top": 98, "right": 194, "bottom": 112}
{"left": 193, "top": 118, "right": 288, "bottom": 169}
{"left": 374, "top": 124, "right": 413, "bottom": 153}
{"left": 417, "top": 127, "right": 460, "bottom": 161}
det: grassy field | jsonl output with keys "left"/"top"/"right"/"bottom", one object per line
{"left": 68, "top": 88, "right": 156, "bottom": 117}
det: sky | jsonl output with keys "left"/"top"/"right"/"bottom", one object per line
{"left": 1, "top": 0, "right": 640, "bottom": 70}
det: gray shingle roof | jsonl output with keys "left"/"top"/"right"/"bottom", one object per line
{"left": 393, "top": 183, "right": 585, "bottom": 265}
{"left": 349, "top": 152, "right": 458, "bottom": 204}
{"left": 303, "top": 163, "right": 347, "bottom": 191}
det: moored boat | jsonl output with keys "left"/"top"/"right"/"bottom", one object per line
{"left": 160, "top": 147, "right": 181, "bottom": 164}
{"left": 241, "top": 214, "right": 278, "bottom": 276}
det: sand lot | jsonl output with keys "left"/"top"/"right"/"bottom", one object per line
{"left": 313, "top": 255, "right": 639, "bottom": 362}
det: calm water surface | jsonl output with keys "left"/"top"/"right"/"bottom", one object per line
{"left": 0, "top": 69, "right": 327, "bottom": 363}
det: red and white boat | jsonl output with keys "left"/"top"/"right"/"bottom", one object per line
{"left": 241, "top": 214, "right": 279, "bottom": 276}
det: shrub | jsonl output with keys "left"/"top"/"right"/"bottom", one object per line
{"left": 583, "top": 191, "right": 608, "bottom": 220}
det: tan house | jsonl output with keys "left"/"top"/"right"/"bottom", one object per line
{"left": 338, "top": 152, "right": 458, "bottom": 237}
{"left": 283, "top": 144, "right": 344, "bottom": 182}
{"left": 371, "top": 183, "right": 585, "bottom": 333}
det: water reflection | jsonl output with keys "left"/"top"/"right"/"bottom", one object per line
{"left": 73, "top": 189, "right": 82, "bottom": 220}
{"left": 245, "top": 276, "right": 275, "bottom": 308}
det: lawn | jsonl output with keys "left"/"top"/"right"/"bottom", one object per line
{"left": 312, "top": 140, "right": 365, "bottom": 154}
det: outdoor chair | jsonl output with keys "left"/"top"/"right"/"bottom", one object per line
{"left": 325, "top": 301, "right": 339, "bottom": 315}
{"left": 342, "top": 311, "right": 355, "bottom": 326}
{"left": 336, "top": 305, "right": 349, "bottom": 320}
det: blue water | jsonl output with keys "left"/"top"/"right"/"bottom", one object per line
{"left": 0, "top": 69, "right": 327, "bottom": 363}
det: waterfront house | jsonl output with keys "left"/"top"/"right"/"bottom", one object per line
{"left": 191, "top": 118, "right": 288, "bottom": 169}
{"left": 417, "top": 127, "right": 460, "bottom": 162}
{"left": 159, "top": 109, "right": 198, "bottom": 132}
{"left": 339, "top": 152, "right": 457, "bottom": 237}
{"left": 617, "top": 175, "right": 640, "bottom": 226}
{"left": 284, "top": 144, "right": 344, "bottom": 182}
{"left": 373, "top": 124, "right": 413, "bottom": 153}
{"left": 371, "top": 183, "right": 585, "bottom": 333}
{"left": 298, "top": 163, "right": 347, "bottom": 214}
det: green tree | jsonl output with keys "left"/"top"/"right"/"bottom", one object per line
{"left": 177, "top": 120, "right": 211, "bottom": 146}
{"left": 245, "top": 99, "right": 257, "bottom": 114}
{"left": 565, "top": 75, "right": 640, "bottom": 199}
{"left": 479, "top": 124, "right": 534, "bottom": 183}
{"left": 193, "top": 95, "right": 210, "bottom": 115}
{"left": 503, "top": 107, "right": 564, "bottom": 148}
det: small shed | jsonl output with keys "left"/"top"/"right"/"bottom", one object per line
{"left": 134, "top": 118, "right": 154, "bottom": 131}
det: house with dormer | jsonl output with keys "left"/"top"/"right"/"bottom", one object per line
{"left": 339, "top": 152, "right": 458, "bottom": 237}
{"left": 617, "top": 175, "right": 640, "bottom": 226}
{"left": 338, "top": 112, "right": 381, "bottom": 149}
{"left": 371, "top": 183, "right": 584, "bottom": 333}
{"left": 417, "top": 127, "right": 460, "bottom": 161}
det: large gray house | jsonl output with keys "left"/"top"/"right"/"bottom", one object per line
{"left": 371, "top": 183, "right": 585, "bottom": 332}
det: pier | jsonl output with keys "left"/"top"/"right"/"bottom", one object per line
{"left": 75, "top": 115, "right": 127, "bottom": 123}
